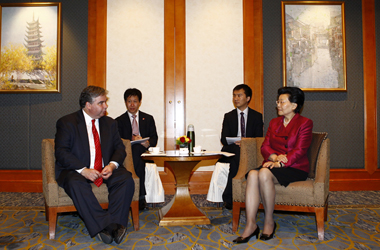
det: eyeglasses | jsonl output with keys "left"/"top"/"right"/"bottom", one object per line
{"left": 276, "top": 100, "right": 289, "bottom": 105}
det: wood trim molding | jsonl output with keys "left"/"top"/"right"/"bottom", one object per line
{"left": 164, "top": 0, "right": 186, "bottom": 150}
{"left": 0, "top": 170, "right": 42, "bottom": 193}
{"left": 3, "top": 169, "right": 380, "bottom": 193}
{"left": 362, "top": 0, "right": 378, "bottom": 175}
{"left": 244, "top": 0, "right": 264, "bottom": 114}
{"left": 87, "top": 0, "right": 107, "bottom": 88}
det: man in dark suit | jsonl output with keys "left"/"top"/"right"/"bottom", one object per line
{"left": 55, "top": 86, "right": 135, "bottom": 244}
{"left": 220, "top": 84, "right": 264, "bottom": 209}
{"left": 116, "top": 88, "right": 158, "bottom": 210}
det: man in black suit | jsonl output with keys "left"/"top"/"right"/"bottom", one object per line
{"left": 220, "top": 84, "right": 263, "bottom": 209}
{"left": 55, "top": 86, "right": 135, "bottom": 244}
{"left": 116, "top": 88, "right": 158, "bottom": 210}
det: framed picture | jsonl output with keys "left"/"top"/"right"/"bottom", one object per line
{"left": 282, "top": 1, "right": 346, "bottom": 91}
{"left": 0, "top": 2, "right": 61, "bottom": 93}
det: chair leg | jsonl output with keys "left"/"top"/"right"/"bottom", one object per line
{"left": 232, "top": 201, "right": 242, "bottom": 232}
{"left": 315, "top": 207, "right": 325, "bottom": 241}
{"left": 44, "top": 202, "right": 49, "bottom": 222}
{"left": 130, "top": 200, "right": 139, "bottom": 231}
{"left": 47, "top": 207, "right": 58, "bottom": 240}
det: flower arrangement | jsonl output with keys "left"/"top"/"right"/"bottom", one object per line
{"left": 176, "top": 135, "right": 192, "bottom": 146}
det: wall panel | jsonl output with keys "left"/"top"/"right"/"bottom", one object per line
{"left": 106, "top": 0, "right": 165, "bottom": 150}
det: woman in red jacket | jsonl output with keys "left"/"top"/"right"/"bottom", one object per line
{"left": 233, "top": 87, "right": 313, "bottom": 244}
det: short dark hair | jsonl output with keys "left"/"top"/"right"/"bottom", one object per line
{"left": 233, "top": 84, "right": 252, "bottom": 103}
{"left": 277, "top": 87, "right": 305, "bottom": 113}
{"left": 123, "top": 88, "right": 142, "bottom": 102}
{"left": 79, "top": 86, "right": 107, "bottom": 108}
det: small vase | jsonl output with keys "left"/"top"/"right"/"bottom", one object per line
{"left": 179, "top": 144, "right": 189, "bottom": 155}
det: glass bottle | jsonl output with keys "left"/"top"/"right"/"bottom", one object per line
{"left": 187, "top": 124, "right": 195, "bottom": 153}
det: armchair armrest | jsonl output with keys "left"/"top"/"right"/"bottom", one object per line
{"left": 234, "top": 138, "right": 257, "bottom": 180}
{"left": 122, "top": 139, "right": 139, "bottom": 201}
{"left": 41, "top": 139, "right": 59, "bottom": 206}
{"left": 313, "top": 138, "right": 330, "bottom": 205}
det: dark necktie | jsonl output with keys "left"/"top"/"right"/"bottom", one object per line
{"left": 240, "top": 112, "right": 245, "bottom": 138}
{"left": 92, "top": 119, "right": 103, "bottom": 187}
{"left": 132, "top": 115, "right": 139, "bottom": 136}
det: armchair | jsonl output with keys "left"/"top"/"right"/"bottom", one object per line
{"left": 42, "top": 138, "right": 140, "bottom": 239}
{"left": 232, "top": 132, "right": 330, "bottom": 240}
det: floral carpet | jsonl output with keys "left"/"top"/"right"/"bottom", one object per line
{"left": 0, "top": 192, "right": 380, "bottom": 249}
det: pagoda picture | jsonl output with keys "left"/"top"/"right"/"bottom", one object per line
{"left": 0, "top": 3, "right": 61, "bottom": 93}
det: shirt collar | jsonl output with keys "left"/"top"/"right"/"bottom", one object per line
{"left": 236, "top": 107, "right": 248, "bottom": 116}
{"left": 127, "top": 110, "right": 139, "bottom": 119}
{"left": 82, "top": 109, "right": 97, "bottom": 125}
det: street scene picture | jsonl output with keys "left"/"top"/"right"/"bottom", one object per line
{"left": 282, "top": 2, "right": 346, "bottom": 91}
{"left": 0, "top": 3, "right": 61, "bottom": 93}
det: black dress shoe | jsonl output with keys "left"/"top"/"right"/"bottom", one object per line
{"left": 113, "top": 224, "right": 127, "bottom": 244}
{"left": 97, "top": 229, "right": 113, "bottom": 244}
{"left": 224, "top": 202, "right": 232, "bottom": 210}
{"left": 260, "top": 223, "right": 277, "bottom": 241}
{"left": 233, "top": 225, "right": 260, "bottom": 244}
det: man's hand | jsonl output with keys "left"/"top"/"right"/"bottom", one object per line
{"left": 141, "top": 140, "right": 149, "bottom": 148}
{"left": 234, "top": 140, "right": 241, "bottom": 147}
{"left": 132, "top": 134, "right": 142, "bottom": 141}
{"left": 81, "top": 168, "right": 102, "bottom": 182}
{"left": 101, "top": 163, "right": 116, "bottom": 180}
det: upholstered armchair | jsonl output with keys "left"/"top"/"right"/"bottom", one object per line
{"left": 42, "top": 138, "right": 140, "bottom": 239}
{"left": 232, "top": 132, "right": 330, "bottom": 240}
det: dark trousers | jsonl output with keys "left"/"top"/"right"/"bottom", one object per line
{"left": 131, "top": 144, "right": 147, "bottom": 198}
{"left": 220, "top": 144, "right": 241, "bottom": 205}
{"left": 58, "top": 167, "right": 135, "bottom": 237}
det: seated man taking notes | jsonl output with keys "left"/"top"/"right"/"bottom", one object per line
{"left": 220, "top": 84, "right": 264, "bottom": 209}
{"left": 116, "top": 88, "right": 158, "bottom": 210}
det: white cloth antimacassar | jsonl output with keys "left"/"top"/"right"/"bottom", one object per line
{"left": 145, "top": 163, "right": 165, "bottom": 203}
{"left": 206, "top": 162, "right": 230, "bottom": 202}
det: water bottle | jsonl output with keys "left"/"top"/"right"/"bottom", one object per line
{"left": 187, "top": 124, "right": 195, "bottom": 153}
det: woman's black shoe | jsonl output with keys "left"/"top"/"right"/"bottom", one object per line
{"left": 259, "top": 223, "right": 277, "bottom": 241}
{"left": 233, "top": 225, "right": 260, "bottom": 244}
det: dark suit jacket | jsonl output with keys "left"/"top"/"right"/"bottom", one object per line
{"left": 115, "top": 111, "right": 158, "bottom": 147}
{"left": 261, "top": 113, "right": 313, "bottom": 173}
{"left": 55, "top": 110, "right": 126, "bottom": 182}
{"left": 220, "top": 107, "right": 263, "bottom": 153}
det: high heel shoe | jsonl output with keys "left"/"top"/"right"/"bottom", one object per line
{"left": 259, "top": 223, "right": 277, "bottom": 241}
{"left": 233, "top": 225, "right": 260, "bottom": 244}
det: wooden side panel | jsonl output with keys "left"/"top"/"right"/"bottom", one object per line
{"left": 164, "top": 0, "right": 186, "bottom": 150}
{"left": 87, "top": 0, "right": 107, "bottom": 88}
{"left": 362, "top": 0, "right": 378, "bottom": 174}
{"left": 244, "top": 0, "right": 263, "bottom": 114}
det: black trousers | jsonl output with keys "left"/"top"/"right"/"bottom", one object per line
{"left": 131, "top": 144, "right": 149, "bottom": 198}
{"left": 58, "top": 167, "right": 135, "bottom": 237}
{"left": 220, "top": 144, "right": 241, "bottom": 205}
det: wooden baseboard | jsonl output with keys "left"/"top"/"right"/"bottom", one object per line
{"left": 1, "top": 169, "right": 380, "bottom": 193}
{"left": 0, "top": 170, "right": 43, "bottom": 192}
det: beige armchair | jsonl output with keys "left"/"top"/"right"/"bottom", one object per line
{"left": 232, "top": 132, "right": 330, "bottom": 240}
{"left": 42, "top": 138, "right": 140, "bottom": 239}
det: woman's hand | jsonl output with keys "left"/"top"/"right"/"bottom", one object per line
{"left": 263, "top": 161, "right": 281, "bottom": 169}
{"left": 277, "top": 154, "right": 288, "bottom": 163}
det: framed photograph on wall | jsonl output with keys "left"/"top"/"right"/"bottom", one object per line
{"left": 282, "top": 1, "right": 346, "bottom": 91}
{"left": 0, "top": 2, "right": 61, "bottom": 93}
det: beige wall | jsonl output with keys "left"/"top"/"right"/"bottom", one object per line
{"left": 106, "top": 0, "right": 243, "bottom": 170}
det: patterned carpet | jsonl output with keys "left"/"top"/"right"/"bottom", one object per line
{"left": 1, "top": 192, "right": 380, "bottom": 249}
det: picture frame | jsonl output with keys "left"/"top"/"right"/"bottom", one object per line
{"left": 282, "top": 1, "right": 347, "bottom": 91}
{"left": 0, "top": 2, "right": 61, "bottom": 93}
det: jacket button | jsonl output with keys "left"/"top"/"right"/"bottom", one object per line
{"left": 285, "top": 145, "right": 288, "bottom": 148}
{"left": 285, "top": 136, "right": 288, "bottom": 140}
